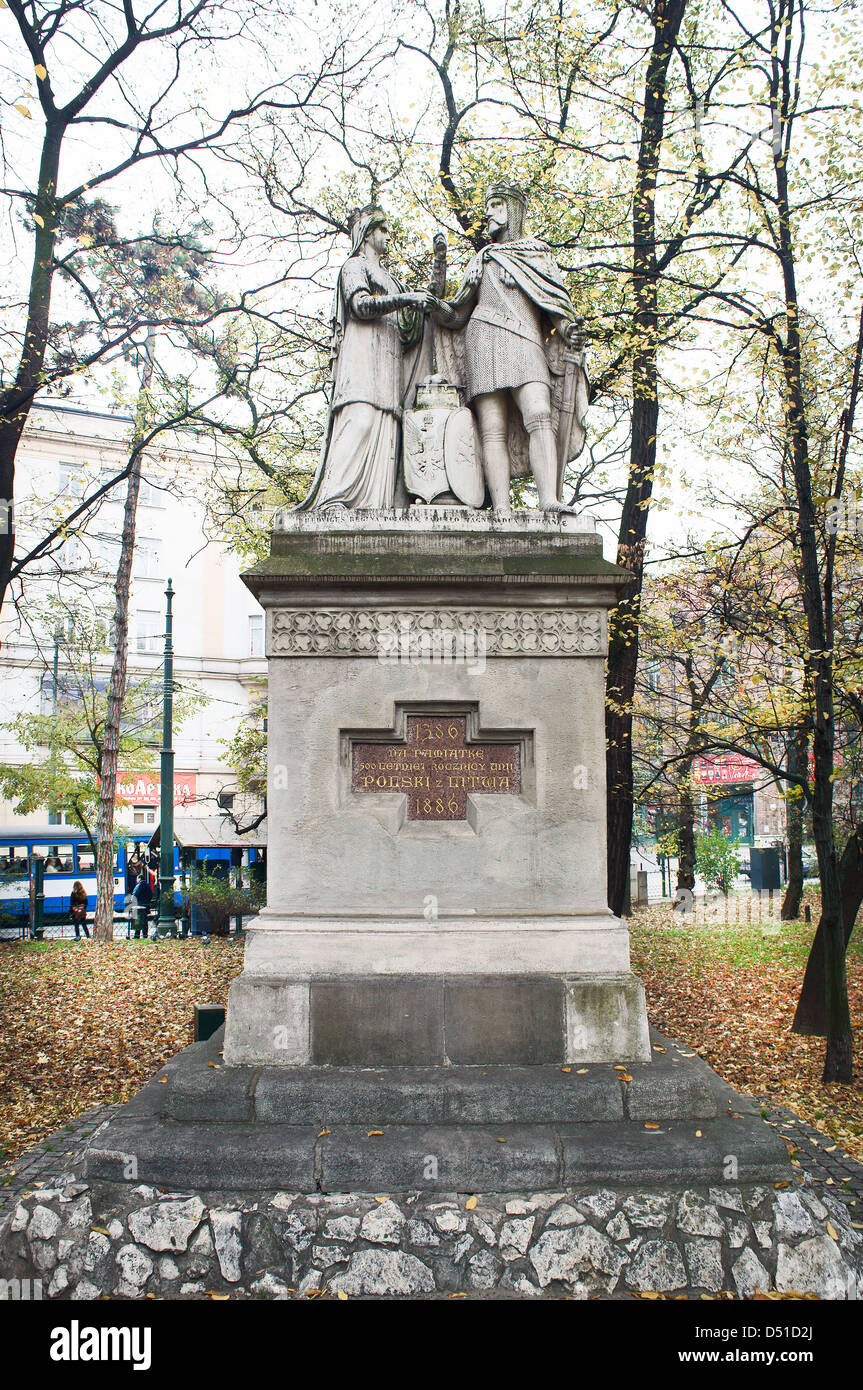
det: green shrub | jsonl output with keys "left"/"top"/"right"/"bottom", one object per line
{"left": 695, "top": 827, "right": 741, "bottom": 896}
{"left": 184, "top": 871, "right": 264, "bottom": 937}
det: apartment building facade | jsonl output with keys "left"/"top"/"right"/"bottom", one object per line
{"left": 0, "top": 401, "right": 267, "bottom": 832}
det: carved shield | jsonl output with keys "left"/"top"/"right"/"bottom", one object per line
{"left": 403, "top": 407, "right": 450, "bottom": 503}
{"left": 444, "top": 407, "right": 484, "bottom": 508}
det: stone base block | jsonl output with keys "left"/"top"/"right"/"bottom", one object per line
{"left": 223, "top": 971, "right": 651, "bottom": 1067}
{"left": 565, "top": 975, "right": 651, "bottom": 1063}
{"left": 165, "top": 1030, "right": 722, "bottom": 1127}
{"left": 240, "top": 913, "right": 633, "bottom": 977}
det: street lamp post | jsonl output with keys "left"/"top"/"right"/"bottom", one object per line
{"left": 157, "top": 579, "right": 175, "bottom": 937}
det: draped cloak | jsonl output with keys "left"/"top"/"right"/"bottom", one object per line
{"left": 435, "top": 238, "right": 589, "bottom": 481}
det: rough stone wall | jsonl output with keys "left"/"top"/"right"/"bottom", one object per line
{"left": 2, "top": 1178, "right": 860, "bottom": 1299}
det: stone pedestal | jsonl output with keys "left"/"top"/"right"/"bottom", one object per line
{"left": 224, "top": 507, "right": 650, "bottom": 1067}
{"left": 4, "top": 507, "right": 799, "bottom": 1287}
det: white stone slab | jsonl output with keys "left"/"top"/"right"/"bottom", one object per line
{"left": 240, "top": 913, "right": 631, "bottom": 977}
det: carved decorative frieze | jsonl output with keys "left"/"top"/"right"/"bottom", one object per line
{"left": 268, "top": 607, "right": 604, "bottom": 657}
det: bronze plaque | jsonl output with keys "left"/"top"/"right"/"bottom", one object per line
{"left": 352, "top": 715, "right": 521, "bottom": 821}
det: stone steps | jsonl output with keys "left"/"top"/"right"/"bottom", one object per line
{"left": 159, "top": 1028, "right": 734, "bottom": 1126}
{"left": 80, "top": 1029, "right": 791, "bottom": 1195}
{"left": 83, "top": 1113, "right": 789, "bottom": 1193}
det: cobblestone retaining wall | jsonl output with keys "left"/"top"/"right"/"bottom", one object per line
{"left": 2, "top": 1177, "right": 861, "bottom": 1299}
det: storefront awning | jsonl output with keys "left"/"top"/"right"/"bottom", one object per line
{"left": 148, "top": 816, "right": 266, "bottom": 852}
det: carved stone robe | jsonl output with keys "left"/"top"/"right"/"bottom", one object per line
{"left": 298, "top": 256, "right": 422, "bottom": 510}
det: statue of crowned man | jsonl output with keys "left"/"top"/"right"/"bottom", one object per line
{"left": 299, "top": 180, "right": 588, "bottom": 513}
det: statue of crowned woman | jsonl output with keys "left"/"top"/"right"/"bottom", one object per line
{"left": 297, "top": 206, "right": 441, "bottom": 510}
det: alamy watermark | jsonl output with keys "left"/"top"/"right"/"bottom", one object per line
{"left": 90, "top": 1149, "right": 138, "bottom": 1180}
{"left": 0, "top": 1277, "right": 43, "bottom": 1300}
{"left": 377, "top": 618, "right": 486, "bottom": 675}
{"left": 673, "top": 888, "right": 785, "bottom": 928}
{"left": 826, "top": 493, "right": 863, "bottom": 537}
{"left": 50, "top": 1322, "right": 151, "bottom": 1371}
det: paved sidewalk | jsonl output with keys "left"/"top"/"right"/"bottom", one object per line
{"left": 0, "top": 1105, "right": 113, "bottom": 1218}
{"left": 754, "top": 1096, "right": 863, "bottom": 1214}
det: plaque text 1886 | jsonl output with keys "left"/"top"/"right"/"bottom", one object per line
{"left": 351, "top": 715, "right": 521, "bottom": 820}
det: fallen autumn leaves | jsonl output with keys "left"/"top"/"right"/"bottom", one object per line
{"left": 630, "top": 902, "right": 863, "bottom": 1163}
{"left": 0, "top": 902, "right": 860, "bottom": 1169}
{"left": 0, "top": 938, "right": 244, "bottom": 1162}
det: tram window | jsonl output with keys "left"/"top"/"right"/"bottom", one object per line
{"left": 1, "top": 846, "right": 28, "bottom": 874}
{"left": 43, "top": 844, "right": 74, "bottom": 873}
{"left": 74, "top": 846, "right": 117, "bottom": 873}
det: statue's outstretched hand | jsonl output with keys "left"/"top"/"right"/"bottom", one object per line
{"left": 429, "top": 295, "right": 456, "bottom": 323}
{"left": 402, "top": 290, "right": 438, "bottom": 312}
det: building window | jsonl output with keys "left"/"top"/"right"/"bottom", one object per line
{"left": 121, "top": 687, "right": 160, "bottom": 744}
{"left": 249, "top": 614, "right": 264, "bottom": 658}
{"left": 134, "top": 539, "right": 162, "bottom": 580}
{"left": 138, "top": 474, "right": 165, "bottom": 508}
{"left": 217, "top": 791, "right": 235, "bottom": 811}
{"left": 58, "top": 460, "right": 85, "bottom": 499}
{"left": 135, "top": 610, "right": 161, "bottom": 653}
{"left": 62, "top": 535, "right": 83, "bottom": 567}
{"left": 644, "top": 659, "right": 661, "bottom": 693}
{"left": 717, "top": 659, "right": 737, "bottom": 689}
{"left": 40, "top": 673, "right": 57, "bottom": 717}
{"left": 41, "top": 672, "right": 89, "bottom": 715}
{"left": 133, "top": 807, "right": 156, "bottom": 826}
{"left": 97, "top": 536, "right": 120, "bottom": 576}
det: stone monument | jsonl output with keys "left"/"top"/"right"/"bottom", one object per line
{"left": 8, "top": 178, "right": 834, "bottom": 1303}
{"left": 221, "top": 179, "right": 639, "bottom": 1067}
{"left": 223, "top": 507, "right": 650, "bottom": 1067}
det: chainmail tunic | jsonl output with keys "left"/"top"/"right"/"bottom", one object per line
{"left": 463, "top": 259, "right": 551, "bottom": 401}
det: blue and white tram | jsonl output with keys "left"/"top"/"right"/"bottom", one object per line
{"left": 0, "top": 825, "right": 128, "bottom": 923}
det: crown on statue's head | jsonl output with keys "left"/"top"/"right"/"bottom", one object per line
{"left": 347, "top": 203, "right": 387, "bottom": 252}
{"left": 485, "top": 180, "right": 527, "bottom": 207}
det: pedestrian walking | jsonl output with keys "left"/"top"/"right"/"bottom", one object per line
{"left": 132, "top": 874, "right": 153, "bottom": 939}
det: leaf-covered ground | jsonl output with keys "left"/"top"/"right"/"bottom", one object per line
{"left": 0, "top": 939, "right": 245, "bottom": 1161}
{"left": 0, "top": 899, "right": 861, "bottom": 1166}
{"left": 630, "top": 893, "right": 863, "bottom": 1163}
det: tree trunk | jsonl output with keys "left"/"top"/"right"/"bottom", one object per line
{"left": 781, "top": 725, "right": 807, "bottom": 919}
{"left": 793, "top": 827, "right": 863, "bottom": 1035}
{"left": 0, "top": 121, "right": 63, "bottom": 618}
{"left": 606, "top": 0, "right": 688, "bottom": 916}
{"left": 92, "top": 340, "right": 154, "bottom": 940}
{"left": 767, "top": 0, "right": 851, "bottom": 1080}
{"left": 676, "top": 781, "right": 696, "bottom": 894}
